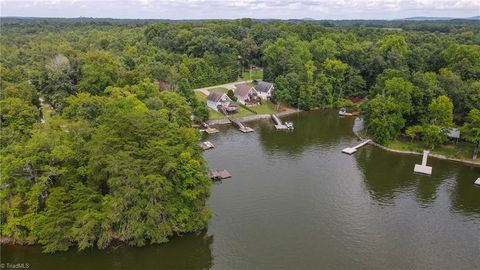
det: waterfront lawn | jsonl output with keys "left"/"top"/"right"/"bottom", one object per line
{"left": 195, "top": 91, "right": 255, "bottom": 120}
{"left": 387, "top": 137, "right": 478, "bottom": 162}
{"left": 242, "top": 69, "right": 263, "bottom": 80}
{"left": 250, "top": 100, "right": 275, "bottom": 115}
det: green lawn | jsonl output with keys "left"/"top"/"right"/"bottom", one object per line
{"left": 209, "top": 87, "right": 229, "bottom": 93}
{"left": 195, "top": 90, "right": 257, "bottom": 120}
{"left": 249, "top": 100, "right": 275, "bottom": 115}
{"left": 386, "top": 137, "right": 478, "bottom": 162}
{"left": 242, "top": 69, "right": 263, "bottom": 80}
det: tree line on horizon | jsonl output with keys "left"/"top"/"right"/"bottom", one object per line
{"left": 0, "top": 18, "right": 479, "bottom": 252}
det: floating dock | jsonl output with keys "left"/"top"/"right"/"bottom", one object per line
{"left": 200, "top": 123, "right": 219, "bottom": 134}
{"left": 341, "top": 139, "right": 371, "bottom": 154}
{"left": 229, "top": 118, "right": 254, "bottom": 133}
{"left": 208, "top": 169, "right": 232, "bottom": 180}
{"left": 475, "top": 178, "right": 480, "bottom": 186}
{"left": 414, "top": 150, "right": 432, "bottom": 175}
{"left": 199, "top": 141, "right": 214, "bottom": 150}
{"left": 271, "top": 114, "right": 293, "bottom": 130}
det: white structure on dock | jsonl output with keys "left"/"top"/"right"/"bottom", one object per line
{"left": 342, "top": 140, "right": 371, "bottom": 154}
{"left": 271, "top": 114, "right": 293, "bottom": 130}
{"left": 199, "top": 141, "right": 214, "bottom": 150}
{"left": 475, "top": 178, "right": 480, "bottom": 186}
{"left": 414, "top": 150, "right": 432, "bottom": 175}
{"left": 200, "top": 122, "right": 219, "bottom": 134}
{"left": 208, "top": 169, "right": 232, "bottom": 180}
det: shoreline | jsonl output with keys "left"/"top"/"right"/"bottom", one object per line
{"left": 206, "top": 109, "right": 301, "bottom": 126}
{"left": 352, "top": 118, "right": 480, "bottom": 167}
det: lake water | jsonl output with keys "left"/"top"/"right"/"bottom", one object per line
{"left": 2, "top": 110, "right": 480, "bottom": 269}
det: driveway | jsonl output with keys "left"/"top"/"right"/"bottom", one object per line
{"left": 195, "top": 80, "right": 253, "bottom": 96}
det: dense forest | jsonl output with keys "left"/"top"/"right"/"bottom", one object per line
{"left": 1, "top": 18, "right": 479, "bottom": 252}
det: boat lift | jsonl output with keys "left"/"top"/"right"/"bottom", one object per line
{"left": 271, "top": 114, "right": 293, "bottom": 130}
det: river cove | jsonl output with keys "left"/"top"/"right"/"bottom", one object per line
{"left": 2, "top": 110, "right": 479, "bottom": 269}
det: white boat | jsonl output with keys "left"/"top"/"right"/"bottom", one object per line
{"left": 285, "top": 122, "right": 294, "bottom": 130}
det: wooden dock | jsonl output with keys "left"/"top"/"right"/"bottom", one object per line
{"left": 200, "top": 123, "right": 219, "bottom": 134}
{"left": 342, "top": 139, "right": 371, "bottom": 154}
{"left": 414, "top": 150, "right": 432, "bottom": 175}
{"left": 271, "top": 114, "right": 293, "bottom": 130}
{"left": 199, "top": 141, "right": 214, "bottom": 150}
{"left": 208, "top": 169, "right": 232, "bottom": 180}
{"left": 229, "top": 118, "right": 254, "bottom": 133}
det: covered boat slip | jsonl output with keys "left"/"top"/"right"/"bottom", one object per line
{"left": 199, "top": 141, "right": 214, "bottom": 150}
{"left": 208, "top": 169, "right": 232, "bottom": 180}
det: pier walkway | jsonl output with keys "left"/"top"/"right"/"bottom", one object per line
{"left": 229, "top": 118, "right": 254, "bottom": 133}
{"left": 271, "top": 114, "right": 293, "bottom": 130}
{"left": 342, "top": 139, "right": 372, "bottom": 154}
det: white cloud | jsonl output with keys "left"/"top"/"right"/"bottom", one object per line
{"left": 1, "top": 0, "right": 479, "bottom": 19}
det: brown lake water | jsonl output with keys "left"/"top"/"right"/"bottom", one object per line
{"left": 2, "top": 110, "right": 480, "bottom": 269}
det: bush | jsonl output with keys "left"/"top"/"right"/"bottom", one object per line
{"left": 334, "top": 98, "right": 355, "bottom": 109}
{"left": 227, "top": 89, "right": 237, "bottom": 101}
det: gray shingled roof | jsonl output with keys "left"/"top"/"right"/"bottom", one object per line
{"left": 207, "top": 91, "right": 226, "bottom": 102}
{"left": 234, "top": 84, "right": 253, "bottom": 98}
{"left": 255, "top": 81, "right": 273, "bottom": 93}
{"left": 446, "top": 128, "right": 460, "bottom": 139}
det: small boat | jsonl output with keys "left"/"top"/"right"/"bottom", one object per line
{"left": 338, "top": 108, "right": 358, "bottom": 116}
{"left": 338, "top": 108, "right": 349, "bottom": 116}
{"left": 285, "top": 122, "right": 294, "bottom": 130}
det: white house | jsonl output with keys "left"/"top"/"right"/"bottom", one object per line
{"left": 234, "top": 84, "right": 260, "bottom": 105}
{"left": 206, "top": 91, "right": 238, "bottom": 114}
{"left": 254, "top": 81, "right": 274, "bottom": 100}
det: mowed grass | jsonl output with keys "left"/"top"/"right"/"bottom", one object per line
{"left": 208, "top": 87, "right": 229, "bottom": 93}
{"left": 195, "top": 90, "right": 259, "bottom": 120}
{"left": 249, "top": 100, "right": 275, "bottom": 115}
{"left": 242, "top": 69, "right": 263, "bottom": 80}
{"left": 386, "top": 137, "right": 478, "bottom": 163}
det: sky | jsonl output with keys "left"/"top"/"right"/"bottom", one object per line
{"left": 1, "top": 0, "right": 479, "bottom": 20}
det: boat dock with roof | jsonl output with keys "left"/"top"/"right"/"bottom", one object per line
{"left": 199, "top": 141, "right": 214, "bottom": 150}
{"left": 208, "top": 169, "right": 232, "bottom": 180}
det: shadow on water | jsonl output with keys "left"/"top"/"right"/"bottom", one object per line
{"left": 355, "top": 145, "right": 480, "bottom": 214}
{"left": 1, "top": 231, "right": 213, "bottom": 270}
{"left": 258, "top": 110, "right": 355, "bottom": 156}
{"left": 450, "top": 166, "right": 480, "bottom": 216}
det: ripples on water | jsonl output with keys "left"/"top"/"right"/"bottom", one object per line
{"left": 2, "top": 110, "right": 479, "bottom": 270}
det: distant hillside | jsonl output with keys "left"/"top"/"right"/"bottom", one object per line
{"left": 401, "top": 16, "right": 480, "bottom": 21}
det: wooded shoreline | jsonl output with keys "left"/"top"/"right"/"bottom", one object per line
{"left": 352, "top": 120, "right": 480, "bottom": 167}
{"left": 206, "top": 109, "right": 301, "bottom": 126}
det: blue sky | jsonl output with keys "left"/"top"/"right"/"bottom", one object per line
{"left": 1, "top": 0, "right": 479, "bottom": 20}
